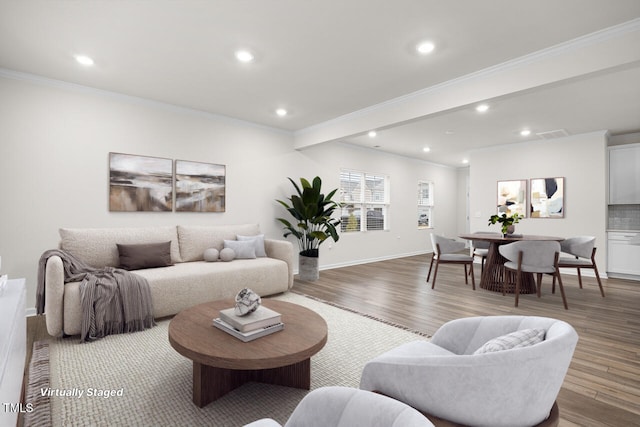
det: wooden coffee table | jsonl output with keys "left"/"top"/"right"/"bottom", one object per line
{"left": 168, "top": 298, "right": 328, "bottom": 407}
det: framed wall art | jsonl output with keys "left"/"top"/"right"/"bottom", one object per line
{"left": 175, "top": 160, "right": 226, "bottom": 212}
{"left": 109, "top": 152, "right": 173, "bottom": 212}
{"left": 497, "top": 179, "right": 527, "bottom": 217}
{"left": 530, "top": 177, "right": 564, "bottom": 218}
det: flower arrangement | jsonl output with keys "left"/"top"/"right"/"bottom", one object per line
{"left": 488, "top": 212, "right": 522, "bottom": 236}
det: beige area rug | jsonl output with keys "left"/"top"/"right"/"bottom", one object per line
{"left": 43, "top": 292, "right": 427, "bottom": 427}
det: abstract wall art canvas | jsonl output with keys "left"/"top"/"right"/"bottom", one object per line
{"left": 109, "top": 153, "right": 173, "bottom": 212}
{"left": 175, "top": 160, "right": 226, "bottom": 212}
{"left": 497, "top": 179, "right": 527, "bottom": 217}
{"left": 531, "top": 177, "right": 564, "bottom": 218}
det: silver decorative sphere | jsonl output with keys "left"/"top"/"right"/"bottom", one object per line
{"left": 234, "top": 288, "right": 261, "bottom": 316}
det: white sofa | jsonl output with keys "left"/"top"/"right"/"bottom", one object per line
{"left": 43, "top": 224, "right": 294, "bottom": 337}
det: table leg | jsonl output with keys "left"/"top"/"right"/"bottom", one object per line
{"left": 192, "top": 359, "right": 311, "bottom": 407}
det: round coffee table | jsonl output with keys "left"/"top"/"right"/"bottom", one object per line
{"left": 169, "top": 298, "right": 328, "bottom": 407}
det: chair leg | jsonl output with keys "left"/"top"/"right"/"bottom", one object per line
{"left": 577, "top": 268, "right": 583, "bottom": 288}
{"left": 593, "top": 265, "right": 605, "bottom": 298}
{"left": 514, "top": 272, "right": 521, "bottom": 307}
{"left": 555, "top": 272, "right": 568, "bottom": 310}
{"left": 470, "top": 263, "right": 475, "bottom": 290}
{"left": 426, "top": 255, "right": 435, "bottom": 282}
{"left": 536, "top": 273, "right": 542, "bottom": 298}
{"left": 431, "top": 261, "right": 439, "bottom": 289}
{"left": 463, "top": 264, "right": 469, "bottom": 285}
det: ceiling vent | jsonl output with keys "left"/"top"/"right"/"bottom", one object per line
{"left": 536, "top": 129, "right": 570, "bottom": 139}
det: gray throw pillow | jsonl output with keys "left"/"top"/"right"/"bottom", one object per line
{"left": 116, "top": 241, "right": 173, "bottom": 270}
{"left": 474, "top": 328, "right": 546, "bottom": 354}
{"left": 223, "top": 240, "right": 256, "bottom": 259}
{"left": 237, "top": 234, "right": 267, "bottom": 257}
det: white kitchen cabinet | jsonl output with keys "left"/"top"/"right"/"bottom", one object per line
{"left": 607, "top": 232, "right": 640, "bottom": 277}
{"left": 0, "top": 278, "right": 26, "bottom": 427}
{"left": 609, "top": 144, "right": 640, "bottom": 204}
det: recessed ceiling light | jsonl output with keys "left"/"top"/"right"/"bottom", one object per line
{"left": 275, "top": 108, "right": 287, "bottom": 117}
{"left": 235, "top": 50, "right": 254, "bottom": 63}
{"left": 75, "top": 55, "right": 94, "bottom": 66}
{"left": 475, "top": 104, "right": 489, "bottom": 113}
{"left": 462, "top": 159, "right": 469, "bottom": 164}
{"left": 416, "top": 41, "right": 435, "bottom": 55}
{"left": 444, "top": 130, "right": 454, "bottom": 135}
{"left": 423, "top": 147, "right": 431, "bottom": 153}
{"left": 520, "top": 129, "right": 532, "bottom": 136}
{"left": 368, "top": 131, "right": 377, "bottom": 138}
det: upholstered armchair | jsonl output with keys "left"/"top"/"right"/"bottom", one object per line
{"left": 360, "top": 316, "right": 578, "bottom": 427}
{"left": 244, "top": 386, "right": 434, "bottom": 427}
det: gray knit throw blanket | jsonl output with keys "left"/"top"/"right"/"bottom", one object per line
{"left": 37, "top": 249, "right": 155, "bottom": 342}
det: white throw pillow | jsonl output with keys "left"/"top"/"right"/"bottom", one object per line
{"left": 474, "top": 328, "right": 546, "bottom": 354}
{"left": 223, "top": 240, "right": 256, "bottom": 259}
{"left": 237, "top": 234, "right": 267, "bottom": 257}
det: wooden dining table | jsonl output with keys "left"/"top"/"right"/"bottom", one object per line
{"left": 458, "top": 233, "right": 564, "bottom": 294}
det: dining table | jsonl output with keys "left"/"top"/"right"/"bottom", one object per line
{"left": 458, "top": 233, "right": 564, "bottom": 294}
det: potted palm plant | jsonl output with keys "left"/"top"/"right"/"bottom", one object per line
{"left": 488, "top": 212, "right": 522, "bottom": 237}
{"left": 276, "top": 176, "right": 342, "bottom": 281}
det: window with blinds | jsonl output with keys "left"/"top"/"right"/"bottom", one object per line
{"left": 418, "top": 181, "right": 434, "bottom": 228}
{"left": 340, "top": 169, "right": 389, "bottom": 232}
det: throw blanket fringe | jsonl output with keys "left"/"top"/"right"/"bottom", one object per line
{"left": 37, "top": 249, "right": 155, "bottom": 342}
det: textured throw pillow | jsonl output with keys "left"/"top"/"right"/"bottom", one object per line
{"left": 223, "top": 240, "right": 256, "bottom": 259}
{"left": 474, "top": 328, "right": 546, "bottom": 354}
{"left": 116, "top": 241, "right": 173, "bottom": 270}
{"left": 237, "top": 234, "right": 267, "bottom": 257}
{"left": 219, "top": 247, "right": 236, "bottom": 262}
{"left": 203, "top": 248, "right": 219, "bottom": 262}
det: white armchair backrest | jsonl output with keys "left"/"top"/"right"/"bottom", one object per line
{"left": 431, "top": 315, "right": 575, "bottom": 355}
{"left": 284, "top": 387, "right": 434, "bottom": 427}
{"left": 560, "top": 236, "right": 595, "bottom": 259}
{"left": 499, "top": 240, "right": 560, "bottom": 268}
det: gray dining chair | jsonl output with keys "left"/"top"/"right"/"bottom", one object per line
{"left": 468, "top": 231, "right": 500, "bottom": 277}
{"left": 499, "top": 240, "right": 568, "bottom": 309}
{"left": 554, "top": 236, "right": 605, "bottom": 297}
{"left": 427, "top": 234, "right": 475, "bottom": 290}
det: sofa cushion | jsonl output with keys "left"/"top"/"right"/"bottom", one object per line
{"left": 238, "top": 234, "right": 267, "bottom": 257}
{"left": 117, "top": 241, "right": 173, "bottom": 270}
{"left": 177, "top": 224, "right": 261, "bottom": 262}
{"left": 224, "top": 240, "right": 256, "bottom": 259}
{"left": 474, "top": 328, "right": 546, "bottom": 354}
{"left": 59, "top": 226, "right": 181, "bottom": 268}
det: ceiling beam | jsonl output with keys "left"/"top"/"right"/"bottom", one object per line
{"left": 293, "top": 19, "right": 640, "bottom": 150}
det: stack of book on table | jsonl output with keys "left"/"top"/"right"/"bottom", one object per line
{"left": 213, "top": 306, "right": 283, "bottom": 342}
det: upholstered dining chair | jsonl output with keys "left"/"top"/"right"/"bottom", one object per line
{"left": 244, "top": 386, "right": 435, "bottom": 427}
{"left": 360, "top": 315, "right": 578, "bottom": 427}
{"left": 467, "top": 231, "right": 500, "bottom": 277}
{"left": 427, "top": 234, "right": 475, "bottom": 290}
{"left": 499, "top": 240, "right": 568, "bottom": 309}
{"left": 553, "top": 236, "right": 605, "bottom": 297}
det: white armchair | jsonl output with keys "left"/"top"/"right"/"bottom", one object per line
{"left": 360, "top": 316, "right": 578, "bottom": 427}
{"left": 244, "top": 386, "right": 434, "bottom": 427}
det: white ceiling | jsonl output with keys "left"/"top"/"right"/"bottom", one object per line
{"left": 1, "top": 0, "right": 640, "bottom": 166}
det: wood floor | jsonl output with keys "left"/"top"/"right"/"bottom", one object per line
{"left": 294, "top": 255, "right": 640, "bottom": 427}
{"left": 23, "top": 254, "right": 639, "bottom": 426}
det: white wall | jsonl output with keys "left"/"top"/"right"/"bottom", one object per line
{"left": 468, "top": 131, "right": 608, "bottom": 269}
{"left": 0, "top": 75, "right": 459, "bottom": 310}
